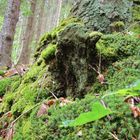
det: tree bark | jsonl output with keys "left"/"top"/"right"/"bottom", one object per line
{"left": 56, "top": 0, "right": 63, "bottom": 26}
{"left": 0, "top": 0, "right": 21, "bottom": 67}
{"left": 17, "top": 0, "right": 37, "bottom": 65}
{"left": 35, "top": 0, "right": 45, "bottom": 44}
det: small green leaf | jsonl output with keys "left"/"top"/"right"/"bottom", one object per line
{"left": 61, "top": 102, "right": 112, "bottom": 127}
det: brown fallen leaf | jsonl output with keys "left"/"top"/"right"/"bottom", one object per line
{"left": 97, "top": 74, "right": 105, "bottom": 84}
{"left": 4, "top": 64, "right": 28, "bottom": 77}
{"left": 37, "top": 103, "right": 49, "bottom": 117}
{"left": 124, "top": 96, "right": 140, "bottom": 118}
{"left": 47, "top": 99, "right": 56, "bottom": 106}
{"left": 130, "top": 106, "right": 140, "bottom": 118}
{"left": 5, "top": 123, "right": 15, "bottom": 140}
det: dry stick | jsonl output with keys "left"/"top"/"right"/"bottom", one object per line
{"left": 109, "top": 132, "right": 119, "bottom": 140}
{"left": 11, "top": 103, "right": 40, "bottom": 125}
{"left": 46, "top": 87, "right": 58, "bottom": 100}
{"left": 100, "top": 99, "right": 112, "bottom": 120}
{"left": 89, "top": 64, "right": 99, "bottom": 74}
{"left": 99, "top": 49, "right": 101, "bottom": 74}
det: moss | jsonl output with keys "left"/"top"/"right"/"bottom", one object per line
{"left": 96, "top": 33, "right": 140, "bottom": 61}
{"left": 89, "top": 31, "right": 103, "bottom": 38}
{"left": 23, "top": 63, "right": 44, "bottom": 83}
{"left": 0, "top": 70, "right": 5, "bottom": 76}
{"left": 0, "top": 92, "right": 15, "bottom": 112}
{"left": 0, "top": 78, "right": 12, "bottom": 96}
{"left": 110, "top": 21, "right": 125, "bottom": 27}
{"left": 13, "top": 94, "right": 139, "bottom": 139}
{"left": 110, "top": 21, "right": 125, "bottom": 32}
{"left": 106, "top": 56, "right": 140, "bottom": 91}
{"left": 132, "top": 5, "right": 140, "bottom": 21}
{"left": 130, "top": 22, "right": 140, "bottom": 34}
{"left": 41, "top": 43, "right": 57, "bottom": 62}
{"left": 11, "top": 84, "right": 37, "bottom": 115}
{"left": 34, "top": 18, "right": 82, "bottom": 60}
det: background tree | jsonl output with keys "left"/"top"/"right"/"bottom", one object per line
{"left": 17, "top": 0, "right": 37, "bottom": 65}
{"left": 0, "top": 0, "right": 21, "bottom": 67}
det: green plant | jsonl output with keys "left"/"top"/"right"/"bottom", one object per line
{"left": 61, "top": 101, "right": 112, "bottom": 127}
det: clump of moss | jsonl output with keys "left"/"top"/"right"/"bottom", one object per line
{"left": 96, "top": 33, "right": 140, "bottom": 61}
{"left": 106, "top": 55, "right": 140, "bottom": 91}
{"left": 110, "top": 22, "right": 123, "bottom": 27}
{"left": 0, "top": 70, "right": 5, "bottom": 76}
{"left": 41, "top": 43, "right": 57, "bottom": 62}
{"left": 130, "top": 22, "right": 140, "bottom": 35}
{"left": 110, "top": 21, "right": 125, "bottom": 32}
{"left": 0, "top": 78, "right": 12, "bottom": 96}
{"left": 132, "top": 5, "right": 140, "bottom": 21}
{"left": 89, "top": 31, "right": 103, "bottom": 37}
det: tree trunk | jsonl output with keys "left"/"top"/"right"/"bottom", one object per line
{"left": 56, "top": 0, "right": 63, "bottom": 26}
{"left": 17, "top": 0, "right": 37, "bottom": 65}
{"left": 35, "top": 0, "right": 45, "bottom": 44}
{"left": 0, "top": 0, "right": 21, "bottom": 67}
{"left": 70, "top": 0, "right": 132, "bottom": 33}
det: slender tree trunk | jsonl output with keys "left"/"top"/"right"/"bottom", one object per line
{"left": 0, "top": 0, "right": 21, "bottom": 67}
{"left": 17, "top": 0, "right": 37, "bottom": 65}
{"left": 35, "top": 0, "right": 45, "bottom": 44}
{"left": 56, "top": 0, "right": 62, "bottom": 26}
{"left": 41, "top": 9, "right": 47, "bottom": 34}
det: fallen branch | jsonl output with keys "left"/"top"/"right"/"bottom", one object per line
{"left": 109, "top": 132, "right": 119, "bottom": 140}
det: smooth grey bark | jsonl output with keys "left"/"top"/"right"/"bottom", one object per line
{"left": 0, "top": 0, "right": 21, "bottom": 67}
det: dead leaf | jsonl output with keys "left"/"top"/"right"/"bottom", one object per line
{"left": 130, "top": 106, "right": 140, "bottom": 118}
{"left": 7, "top": 112, "right": 12, "bottom": 118}
{"left": 5, "top": 123, "right": 15, "bottom": 140}
{"left": 4, "top": 64, "right": 28, "bottom": 77}
{"left": 97, "top": 74, "right": 105, "bottom": 84}
{"left": 37, "top": 103, "right": 49, "bottom": 117}
{"left": 47, "top": 99, "right": 56, "bottom": 106}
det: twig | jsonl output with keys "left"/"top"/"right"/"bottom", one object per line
{"left": 11, "top": 102, "right": 41, "bottom": 125}
{"left": 109, "top": 132, "right": 119, "bottom": 140}
{"left": 99, "top": 49, "right": 101, "bottom": 74}
{"left": 89, "top": 64, "right": 99, "bottom": 74}
{"left": 5, "top": 97, "right": 52, "bottom": 130}
{"left": 46, "top": 87, "right": 58, "bottom": 100}
{"left": 100, "top": 99, "right": 112, "bottom": 120}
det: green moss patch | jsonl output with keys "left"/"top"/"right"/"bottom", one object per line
{"left": 41, "top": 43, "right": 57, "bottom": 62}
